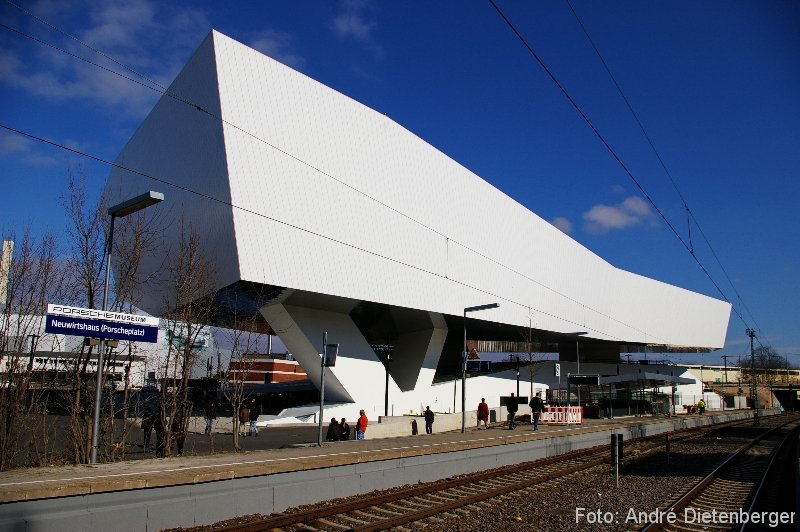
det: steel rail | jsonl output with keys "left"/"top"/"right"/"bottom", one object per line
{"left": 217, "top": 421, "right": 744, "bottom": 532}
{"left": 740, "top": 422, "right": 800, "bottom": 531}
{"left": 640, "top": 416, "right": 799, "bottom": 532}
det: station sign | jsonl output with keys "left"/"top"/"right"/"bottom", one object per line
{"left": 44, "top": 304, "right": 159, "bottom": 343}
{"left": 466, "top": 360, "right": 492, "bottom": 373}
{"left": 568, "top": 374, "right": 600, "bottom": 386}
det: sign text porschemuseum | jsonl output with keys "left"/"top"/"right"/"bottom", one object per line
{"left": 45, "top": 304, "right": 159, "bottom": 343}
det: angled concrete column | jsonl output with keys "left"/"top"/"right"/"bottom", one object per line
{"left": 389, "top": 309, "right": 447, "bottom": 393}
{"left": 261, "top": 299, "right": 382, "bottom": 411}
{"left": 262, "top": 295, "right": 449, "bottom": 417}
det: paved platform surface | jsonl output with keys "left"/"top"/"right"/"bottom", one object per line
{"left": 0, "top": 411, "right": 752, "bottom": 504}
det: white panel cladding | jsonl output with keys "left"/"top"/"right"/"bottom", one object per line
{"left": 206, "top": 30, "right": 729, "bottom": 347}
{"left": 109, "top": 30, "right": 731, "bottom": 349}
{"left": 607, "top": 269, "right": 729, "bottom": 348}
{"left": 105, "top": 33, "right": 240, "bottom": 314}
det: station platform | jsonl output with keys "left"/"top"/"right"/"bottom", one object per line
{"left": 0, "top": 409, "right": 764, "bottom": 532}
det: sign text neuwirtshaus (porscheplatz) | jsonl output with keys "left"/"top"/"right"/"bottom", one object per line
{"left": 44, "top": 304, "right": 159, "bottom": 343}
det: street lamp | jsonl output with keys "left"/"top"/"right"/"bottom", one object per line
{"left": 567, "top": 332, "right": 587, "bottom": 407}
{"left": 384, "top": 349, "right": 393, "bottom": 417}
{"left": 746, "top": 328, "right": 758, "bottom": 425}
{"left": 318, "top": 333, "right": 338, "bottom": 446}
{"left": 462, "top": 303, "right": 499, "bottom": 433}
{"left": 90, "top": 191, "right": 163, "bottom": 464}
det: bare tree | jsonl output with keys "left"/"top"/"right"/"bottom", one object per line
{"left": 104, "top": 201, "right": 166, "bottom": 460}
{"left": 0, "top": 229, "right": 65, "bottom": 470}
{"left": 56, "top": 171, "right": 108, "bottom": 463}
{"left": 737, "top": 345, "right": 784, "bottom": 386}
{"left": 221, "top": 318, "right": 264, "bottom": 451}
{"left": 157, "top": 222, "right": 217, "bottom": 457}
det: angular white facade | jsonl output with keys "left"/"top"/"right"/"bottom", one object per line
{"left": 106, "top": 31, "right": 731, "bottom": 418}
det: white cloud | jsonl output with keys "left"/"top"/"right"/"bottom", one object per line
{"left": 550, "top": 217, "right": 573, "bottom": 234}
{"left": 330, "top": 0, "right": 383, "bottom": 58}
{"left": 1, "top": 0, "right": 210, "bottom": 118}
{"left": 248, "top": 29, "right": 306, "bottom": 70}
{"left": 0, "top": 130, "right": 59, "bottom": 166}
{"left": 0, "top": 130, "right": 30, "bottom": 157}
{"left": 332, "top": 12, "right": 374, "bottom": 41}
{"left": 583, "top": 196, "right": 656, "bottom": 234}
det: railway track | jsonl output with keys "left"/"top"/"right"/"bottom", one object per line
{"left": 214, "top": 419, "right": 752, "bottom": 532}
{"left": 639, "top": 416, "right": 800, "bottom": 532}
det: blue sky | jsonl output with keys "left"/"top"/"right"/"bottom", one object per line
{"left": 1, "top": 1, "right": 798, "bottom": 366}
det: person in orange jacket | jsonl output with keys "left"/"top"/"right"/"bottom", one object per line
{"left": 356, "top": 409, "right": 368, "bottom": 440}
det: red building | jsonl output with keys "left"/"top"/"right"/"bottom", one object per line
{"left": 228, "top": 354, "right": 309, "bottom": 386}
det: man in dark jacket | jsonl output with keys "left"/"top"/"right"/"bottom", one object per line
{"left": 424, "top": 406, "right": 434, "bottom": 434}
{"left": 508, "top": 393, "right": 518, "bottom": 430}
{"left": 204, "top": 397, "right": 217, "bottom": 435}
{"left": 340, "top": 418, "right": 351, "bottom": 440}
{"left": 326, "top": 418, "right": 342, "bottom": 441}
{"left": 529, "top": 393, "right": 544, "bottom": 431}
{"left": 248, "top": 399, "right": 260, "bottom": 437}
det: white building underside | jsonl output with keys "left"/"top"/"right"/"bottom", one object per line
{"left": 105, "top": 30, "right": 731, "bottom": 420}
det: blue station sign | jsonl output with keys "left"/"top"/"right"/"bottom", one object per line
{"left": 45, "top": 304, "right": 160, "bottom": 343}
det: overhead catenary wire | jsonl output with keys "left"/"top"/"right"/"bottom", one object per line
{"left": 0, "top": 15, "right": 670, "bottom": 344}
{"left": 1, "top": 3, "right": 732, "bottom": 349}
{"left": 487, "top": 0, "right": 750, "bottom": 332}
{"left": 563, "top": 0, "right": 765, "bottom": 341}
{"left": 1, "top": 122, "right": 644, "bottom": 343}
{"left": 0, "top": 13, "right": 590, "bottom": 317}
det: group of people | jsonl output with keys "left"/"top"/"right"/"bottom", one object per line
{"left": 140, "top": 392, "right": 191, "bottom": 457}
{"left": 144, "top": 392, "right": 562, "bottom": 454}
{"left": 238, "top": 399, "right": 261, "bottom": 437}
{"left": 326, "top": 409, "right": 370, "bottom": 441}
{"left": 325, "top": 417, "right": 351, "bottom": 441}
{"left": 505, "top": 392, "right": 545, "bottom": 431}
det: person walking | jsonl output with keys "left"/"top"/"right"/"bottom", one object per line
{"left": 529, "top": 392, "right": 544, "bottom": 431}
{"left": 171, "top": 401, "right": 189, "bottom": 456}
{"left": 356, "top": 409, "right": 368, "bottom": 440}
{"left": 424, "top": 406, "right": 434, "bottom": 434}
{"left": 154, "top": 413, "right": 166, "bottom": 458}
{"left": 204, "top": 397, "right": 217, "bottom": 435}
{"left": 697, "top": 398, "right": 706, "bottom": 415}
{"left": 248, "top": 398, "right": 261, "bottom": 437}
{"left": 238, "top": 402, "right": 250, "bottom": 437}
{"left": 140, "top": 389, "right": 159, "bottom": 450}
{"left": 601, "top": 396, "right": 612, "bottom": 419}
{"left": 507, "top": 393, "right": 518, "bottom": 430}
{"left": 477, "top": 398, "right": 490, "bottom": 429}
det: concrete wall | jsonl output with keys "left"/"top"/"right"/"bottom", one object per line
{"left": 105, "top": 30, "right": 731, "bottom": 348}
{"left": 2, "top": 410, "right": 763, "bottom": 531}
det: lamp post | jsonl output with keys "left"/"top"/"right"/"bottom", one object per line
{"left": 746, "top": 328, "right": 758, "bottom": 425}
{"left": 317, "top": 333, "right": 338, "bottom": 446}
{"left": 568, "top": 332, "right": 588, "bottom": 407}
{"left": 90, "top": 191, "right": 163, "bottom": 464}
{"left": 462, "top": 303, "right": 499, "bottom": 433}
{"left": 384, "top": 350, "right": 392, "bottom": 417}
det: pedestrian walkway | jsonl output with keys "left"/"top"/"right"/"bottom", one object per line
{"left": 0, "top": 410, "right": 757, "bottom": 504}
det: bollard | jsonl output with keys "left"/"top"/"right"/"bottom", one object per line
{"left": 610, "top": 434, "right": 620, "bottom": 487}
{"left": 610, "top": 434, "right": 618, "bottom": 464}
